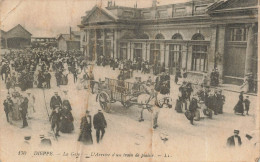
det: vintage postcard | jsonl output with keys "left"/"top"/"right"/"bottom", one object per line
{"left": 0, "top": 0, "right": 259, "bottom": 161}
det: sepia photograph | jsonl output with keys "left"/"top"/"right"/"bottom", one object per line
{"left": 0, "top": 0, "right": 259, "bottom": 161}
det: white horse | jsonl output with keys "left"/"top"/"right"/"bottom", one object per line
{"left": 137, "top": 84, "right": 172, "bottom": 129}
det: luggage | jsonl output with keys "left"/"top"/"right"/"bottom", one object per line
{"left": 175, "top": 99, "right": 183, "bottom": 113}
{"left": 203, "top": 108, "right": 213, "bottom": 119}
{"left": 194, "top": 109, "right": 200, "bottom": 121}
{"left": 184, "top": 110, "right": 192, "bottom": 120}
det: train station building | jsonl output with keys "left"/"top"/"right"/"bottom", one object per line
{"left": 78, "top": 0, "right": 258, "bottom": 85}
{"left": 0, "top": 24, "right": 32, "bottom": 49}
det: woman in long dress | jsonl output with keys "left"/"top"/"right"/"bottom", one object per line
{"left": 234, "top": 91, "right": 244, "bottom": 115}
{"left": 11, "top": 92, "right": 22, "bottom": 121}
{"left": 59, "top": 105, "right": 74, "bottom": 133}
{"left": 27, "top": 92, "right": 35, "bottom": 119}
{"left": 78, "top": 111, "right": 93, "bottom": 145}
{"left": 241, "top": 76, "right": 249, "bottom": 93}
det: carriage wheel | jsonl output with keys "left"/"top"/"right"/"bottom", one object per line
{"left": 98, "top": 92, "right": 111, "bottom": 113}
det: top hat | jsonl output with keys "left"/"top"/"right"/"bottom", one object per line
{"left": 234, "top": 130, "right": 239, "bottom": 134}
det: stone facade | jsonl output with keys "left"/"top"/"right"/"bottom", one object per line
{"left": 78, "top": 0, "right": 258, "bottom": 85}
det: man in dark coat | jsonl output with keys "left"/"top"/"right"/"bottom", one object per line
{"left": 188, "top": 97, "right": 198, "bottom": 125}
{"left": 89, "top": 70, "right": 95, "bottom": 94}
{"left": 50, "top": 92, "right": 62, "bottom": 110}
{"left": 217, "top": 90, "right": 225, "bottom": 114}
{"left": 93, "top": 109, "right": 107, "bottom": 143}
{"left": 212, "top": 89, "right": 219, "bottom": 115}
{"left": 20, "top": 96, "right": 29, "bottom": 128}
{"left": 3, "top": 95, "right": 14, "bottom": 123}
{"left": 49, "top": 106, "right": 61, "bottom": 137}
{"left": 78, "top": 110, "right": 93, "bottom": 145}
{"left": 244, "top": 96, "right": 250, "bottom": 115}
{"left": 227, "top": 130, "right": 242, "bottom": 147}
{"left": 37, "top": 71, "right": 45, "bottom": 88}
{"left": 45, "top": 71, "right": 51, "bottom": 89}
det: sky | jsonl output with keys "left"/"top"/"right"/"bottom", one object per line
{"left": 0, "top": 0, "right": 189, "bottom": 37}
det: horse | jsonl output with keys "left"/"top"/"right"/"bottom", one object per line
{"left": 137, "top": 83, "right": 172, "bottom": 129}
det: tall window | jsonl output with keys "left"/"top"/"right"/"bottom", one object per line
{"left": 150, "top": 43, "right": 160, "bottom": 64}
{"left": 120, "top": 43, "right": 128, "bottom": 60}
{"left": 191, "top": 45, "right": 208, "bottom": 72}
{"left": 97, "top": 40, "right": 103, "bottom": 57}
{"left": 133, "top": 43, "right": 142, "bottom": 61}
{"left": 105, "top": 41, "right": 111, "bottom": 58}
{"left": 229, "top": 27, "right": 247, "bottom": 41}
{"left": 169, "top": 44, "right": 182, "bottom": 68}
{"left": 191, "top": 33, "right": 207, "bottom": 72}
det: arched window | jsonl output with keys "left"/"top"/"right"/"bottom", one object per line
{"left": 192, "top": 33, "right": 205, "bottom": 40}
{"left": 172, "top": 33, "right": 183, "bottom": 40}
{"left": 155, "top": 33, "right": 165, "bottom": 39}
{"left": 121, "top": 32, "right": 136, "bottom": 39}
{"left": 137, "top": 33, "right": 149, "bottom": 39}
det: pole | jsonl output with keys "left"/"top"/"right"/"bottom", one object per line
{"left": 42, "top": 88, "right": 49, "bottom": 117}
{"left": 42, "top": 88, "right": 58, "bottom": 141}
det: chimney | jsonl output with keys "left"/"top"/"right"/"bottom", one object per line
{"left": 152, "top": 0, "right": 157, "bottom": 7}
{"left": 70, "top": 27, "right": 72, "bottom": 40}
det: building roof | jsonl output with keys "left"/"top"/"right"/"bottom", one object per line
{"left": 208, "top": 0, "right": 258, "bottom": 11}
{"left": 81, "top": 5, "right": 118, "bottom": 24}
{"left": 79, "top": 0, "right": 217, "bottom": 26}
{"left": 7, "top": 24, "right": 32, "bottom": 36}
{"left": 71, "top": 31, "right": 81, "bottom": 36}
{"left": 1, "top": 24, "right": 32, "bottom": 39}
{"left": 57, "top": 33, "right": 80, "bottom": 41}
{"left": 1, "top": 30, "right": 6, "bottom": 38}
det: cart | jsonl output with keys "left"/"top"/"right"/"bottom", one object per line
{"left": 96, "top": 77, "right": 148, "bottom": 112}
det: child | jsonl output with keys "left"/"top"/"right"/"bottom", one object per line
{"left": 244, "top": 96, "right": 250, "bottom": 115}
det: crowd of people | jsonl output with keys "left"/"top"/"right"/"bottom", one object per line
{"left": 3, "top": 90, "right": 35, "bottom": 128}
{"left": 0, "top": 48, "right": 97, "bottom": 91}
{"left": 0, "top": 47, "right": 253, "bottom": 145}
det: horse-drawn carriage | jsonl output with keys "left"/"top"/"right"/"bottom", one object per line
{"left": 96, "top": 78, "right": 172, "bottom": 114}
{"left": 96, "top": 78, "right": 146, "bottom": 112}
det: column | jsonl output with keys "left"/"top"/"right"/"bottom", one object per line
{"left": 142, "top": 42, "right": 146, "bottom": 61}
{"left": 147, "top": 43, "right": 150, "bottom": 62}
{"left": 208, "top": 25, "right": 217, "bottom": 72}
{"left": 130, "top": 42, "right": 134, "bottom": 61}
{"left": 181, "top": 44, "right": 187, "bottom": 69}
{"left": 165, "top": 44, "right": 169, "bottom": 68}
{"left": 102, "top": 29, "right": 105, "bottom": 57}
{"left": 245, "top": 24, "right": 254, "bottom": 75}
{"left": 216, "top": 25, "right": 226, "bottom": 80}
{"left": 114, "top": 29, "right": 118, "bottom": 59}
{"left": 161, "top": 43, "right": 166, "bottom": 65}
{"left": 92, "top": 29, "right": 97, "bottom": 61}
{"left": 86, "top": 30, "right": 90, "bottom": 58}
{"left": 111, "top": 30, "right": 114, "bottom": 58}
{"left": 187, "top": 44, "right": 193, "bottom": 71}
